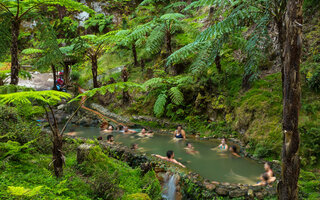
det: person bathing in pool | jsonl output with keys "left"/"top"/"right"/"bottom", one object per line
{"left": 184, "top": 143, "right": 199, "bottom": 155}
{"left": 106, "top": 135, "right": 114, "bottom": 144}
{"left": 229, "top": 145, "right": 241, "bottom": 157}
{"left": 122, "top": 126, "right": 137, "bottom": 134}
{"left": 138, "top": 128, "right": 149, "bottom": 137}
{"left": 173, "top": 125, "right": 186, "bottom": 139}
{"left": 211, "top": 137, "right": 228, "bottom": 151}
{"left": 153, "top": 150, "right": 186, "bottom": 168}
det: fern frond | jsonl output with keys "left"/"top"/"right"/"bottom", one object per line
{"left": 142, "top": 78, "right": 164, "bottom": 89}
{"left": 140, "top": 0, "right": 165, "bottom": 6}
{"left": 0, "top": 85, "right": 34, "bottom": 94}
{"left": 160, "top": 13, "right": 185, "bottom": 21}
{"left": 166, "top": 42, "right": 204, "bottom": 65}
{"left": 69, "top": 82, "right": 143, "bottom": 103}
{"left": 128, "top": 22, "right": 154, "bottom": 41}
{"left": 164, "top": 2, "right": 188, "bottom": 11}
{"left": 146, "top": 24, "right": 166, "bottom": 55}
{"left": 168, "top": 87, "right": 183, "bottom": 105}
{"left": 0, "top": 90, "right": 71, "bottom": 106}
{"left": 21, "top": 48, "right": 44, "bottom": 55}
{"left": 153, "top": 92, "right": 167, "bottom": 117}
{"left": 175, "top": 76, "right": 194, "bottom": 87}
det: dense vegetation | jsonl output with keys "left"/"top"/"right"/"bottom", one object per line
{"left": 1, "top": 0, "right": 320, "bottom": 199}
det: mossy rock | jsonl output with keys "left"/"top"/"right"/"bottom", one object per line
{"left": 125, "top": 193, "right": 151, "bottom": 200}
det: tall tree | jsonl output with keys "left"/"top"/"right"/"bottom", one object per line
{"left": 0, "top": 0, "right": 93, "bottom": 85}
{"left": 0, "top": 90, "right": 74, "bottom": 177}
{"left": 278, "top": 0, "right": 303, "bottom": 199}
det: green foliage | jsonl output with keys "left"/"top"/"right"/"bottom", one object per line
{"left": 154, "top": 93, "right": 167, "bottom": 117}
{"left": 299, "top": 170, "right": 320, "bottom": 199}
{"left": 300, "top": 125, "right": 320, "bottom": 166}
{"left": 78, "top": 145, "right": 161, "bottom": 199}
{"left": 307, "top": 67, "right": 320, "bottom": 92}
{"left": 70, "top": 81, "right": 143, "bottom": 103}
{"left": 84, "top": 14, "right": 114, "bottom": 33}
{"left": 0, "top": 90, "right": 71, "bottom": 106}
{"left": 143, "top": 76, "right": 192, "bottom": 118}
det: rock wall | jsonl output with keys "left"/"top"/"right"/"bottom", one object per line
{"left": 75, "top": 139, "right": 277, "bottom": 199}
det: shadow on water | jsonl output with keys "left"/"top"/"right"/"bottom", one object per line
{"left": 65, "top": 125, "right": 264, "bottom": 184}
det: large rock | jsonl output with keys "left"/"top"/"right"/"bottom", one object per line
{"left": 77, "top": 144, "right": 93, "bottom": 164}
{"left": 229, "top": 189, "right": 247, "bottom": 198}
{"left": 215, "top": 187, "right": 228, "bottom": 196}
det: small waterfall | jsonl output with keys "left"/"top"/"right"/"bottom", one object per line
{"left": 162, "top": 173, "right": 177, "bottom": 200}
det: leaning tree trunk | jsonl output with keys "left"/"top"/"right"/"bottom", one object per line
{"left": 278, "top": 0, "right": 303, "bottom": 199}
{"left": 10, "top": 20, "right": 21, "bottom": 85}
{"left": 51, "top": 65, "right": 57, "bottom": 90}
{"left": 132, "top": 43, "right": 138, "bottom": 67}
{"left": 91, "top": 55, "right": 99, "bottom": 88}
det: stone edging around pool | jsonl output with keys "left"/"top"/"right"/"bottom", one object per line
{"left": 75, "top": 138, "right": 277, "bottom": 199}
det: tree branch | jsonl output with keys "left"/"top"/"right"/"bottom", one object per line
{"left": 60, "top": 101, "right": 84, "bottom": 136}
{"left": 0, "top": 3, "right": 13, "bottom": 14}
{"left": 16, "top": 0, "right": 19, "bottom": 18}
{"left": 43, "top": 105, "right": 55, "bottom": 134}
{"left": 18, "top": 4, "right": 40, "bottom": 20}
{"left": 48, "top": 104, "right": 59, "bottom": 132}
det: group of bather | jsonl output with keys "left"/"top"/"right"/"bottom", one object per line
{"left": 99, "top": 123, "right": 276, "bottom": 186}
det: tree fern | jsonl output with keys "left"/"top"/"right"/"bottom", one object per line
{"left": 166, "top": 41, "right": 204, "bottom": 65}
{"left": 168, "top": 87, "right": 183, "bottom": 105}
{"left": 154, "top": 92, "right": 167, "bottom": 117}
{"left": 146, "top": 24, "right": 166, "bottom": 55}
{"left": 70, "top": 82, "right": 143, "bottom": 103}
{"left": 142, "top": 78, "right": 164, "bottom": 89}
{"left": 0, "top": 90, "right": 71, "bottom": 106}
{"left": 0, "top": 85, "right": 34, "bottom": 94}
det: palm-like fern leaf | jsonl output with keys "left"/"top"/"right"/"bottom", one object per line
{"left": 146, "top": 24, "right": 166, "bottom": 55}
{"left": 153, "top": 92, "right": 167, "bottom": 117}
{"left": 0, "top": 90, "right": 71, "bottom": 106}
{"left": 166, "top": 42, "right": 204, "bottom": 65}
{"left": 168, "top": 87, "right": 183, "bottom": 105}
{"left": 142, "top": 78, "right": 164, "bottom": 89}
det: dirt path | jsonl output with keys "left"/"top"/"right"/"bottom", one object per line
{"left": 18, "top": 72, "right": 53, "bottom": 91}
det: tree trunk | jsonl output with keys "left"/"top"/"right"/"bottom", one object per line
{"left": 53, "top": 129, "right": 64, "bottom": 177}
{"left": 278, "top": 0, "right": 303, "bottom": 199}
{"left": 63, "top": 64, "right": 70, "bottom": 85}
{"left": 10, "top": 20, "right": 21, "bottom": 85}
{"left": 215, "top": 54, "right": 222, "bottom": 73}
{"left": 132, "top": 43, "right": 138, "bottom": 67}
{"left": 92, "top": 55, "right": 99, "bottom": 88}
{"left": 166, "top": 31, "right": 172, "bottom": 55}
{"left": 52, "top": 65, "right": 57, "bottom": 90}
{"left": 141, "top": 59, "right": 145, "bottom": 72}
{"left": 121, "top": 67, "right": 130, "bottom": 105}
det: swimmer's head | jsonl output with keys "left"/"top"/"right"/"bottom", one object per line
{"left": 221, "top": 137, "right": 227, "bottom": 144}
{"left": 262, "top": 173, "right": 269, "bottom": 181}
{"left": 166, "top": 150, "right": 174, "bottom": 159}
{"left": 264, "top": 162, "right": 271, "bottom": 171}
{"left": 100, "top": 122, "right": 108, "bottom": 129}
{"left": 177, "top": 125, "right": 183, "bottom": 131}
{"left": 123, "top": 126, "right": 129, "bottom": 132}
{"left": 229, "top": 145, "right": 237, "bottom": 152}
{"left": 141, "top": 128, "right": 146, "bottom": 133}
{"left": 131, "top": 143, "right": 138, "bottom": 150}
{"left": 186, "top": 143, "right": 192, "bottom": 148}
{"left": 107, "top": 135, "right": 114, "bottom": 142}
{"left": 108, "top": 125, "right": 114, "bottom": 130}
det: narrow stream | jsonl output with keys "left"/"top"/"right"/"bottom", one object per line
{"left": 65, "top": 125, "right": 264, "bottom": 184}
